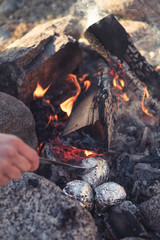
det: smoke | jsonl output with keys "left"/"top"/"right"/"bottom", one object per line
{"left": 74, "top": 0, "right": 106, "bottom": 28}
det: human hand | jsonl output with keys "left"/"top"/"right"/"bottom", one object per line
{"left": 0, "top": 133, "right": 39, "bottom": 186}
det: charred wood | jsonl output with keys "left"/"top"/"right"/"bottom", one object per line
{"left": 62, "top": 65, "right": 117, "bottom": 150}
{"left": 0, "top": 16, "right": 83, "bottom": 104}
{"left": 84, "top": 14, "right": 160, "bottom": 101}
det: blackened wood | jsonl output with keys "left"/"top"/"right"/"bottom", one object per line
{"left": 62, "top": 66, "right": 117, "bottom": 150}
{"left": 84, "top": 14, "right": 160, "bottom": 101}
{"left": 0, "top": 16, "right": 83, "bottom": 104}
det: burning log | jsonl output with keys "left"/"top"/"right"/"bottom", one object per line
{"left": 62, "top": 65, "right": 118, "bottom": 150}
{"left": 0, "top": 16, "right": 83, "bottom": 104}
{"left": 84, "top": 14, "right": 160, "bottom": 101}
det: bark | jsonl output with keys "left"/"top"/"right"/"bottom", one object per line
{"left": 84, "top": 15, "right": 160, "bottom": 101}
{"left": 0, "top": 16, "right": 83, "bottom": 104}
{"left": 63, "top": 65, "right": 117, "bottom": 150}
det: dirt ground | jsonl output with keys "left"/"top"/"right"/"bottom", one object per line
{"left": 0, "top": 0, "right": 77, "bottom": 51}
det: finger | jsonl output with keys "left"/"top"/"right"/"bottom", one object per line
{"left": 0, "top": 174, "right": 9, "bottom": 186}
{"left": 14, "top": 138, "right": 39, "bottom": 169}
{"left": 4, "top": 165, "right": 21, "bottom": 180}
{"left": 28, "top": 156, "right": 39, "bottom": 171}
{"left": 12, "top": 154, "right": 32, "bottom": 172}
{"left": 0, "top": 146, "right": 31, "bottom": 172}
{"left": 16, "top": 152, "right": 39, "bottom": 172}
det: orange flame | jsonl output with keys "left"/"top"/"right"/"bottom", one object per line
{"left": 155, "top": 65, "right": 160, "bottom": 71}
{"left": 37, "top": 142, "right": 43, "bottom": 154}
{"left": 141, "top": 87, "right": 153, "bottom": 117}
{"left": 79, "top": 73, "right": 89, "bottom": 82}
{"left": 120, "top": 79, "right": 125, "bottom": 88}
{"left": 33, "top": 82, "right": 51, "bottom": 99}
{"left": 113, "top": 74, "right": 123, "bottom": 90}
{"left": 121, "top": 93, "right": 130, "bottom": 102}
{"left": 45, "top": 114, "right": 58, "bottom": 128}
{"left": 84, "top": 150, "right": 95, "bottom": 156}
{"left": 112, "top": 72, "right": 130, "bottom": 102}
{"left": 84, "top": 80, "right": 91, "bottom": 91}
{"left": 60, "top": 74, "right": 81, "bottom": 117}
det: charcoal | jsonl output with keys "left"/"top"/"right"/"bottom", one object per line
{"left": 146, "top": 181, "right": 160, "bottom": 198}
{"left": 133, "top": 163, "right": 160, "bottom": 185}
{"left": 103, "top": 203, "right": 148, "bottom": 240}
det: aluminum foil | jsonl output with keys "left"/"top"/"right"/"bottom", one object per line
{"left": 63, "top": 180, "right": 94, "bottom": 211}
{"left": 95, "top": 182, "right": 126, "bottom": 210}
{"left": 81, "top": 157, "right": 110, "bottom": 189}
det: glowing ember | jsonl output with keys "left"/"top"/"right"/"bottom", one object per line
{"left": 46, "top": 99, "right": 51, "bottom": 104}
{"left": 49, "top": 137, "right": 98, "bottom": 163}
{"left": 141, "top": 87, "right": 153, "bottom": 117}
{"left": 84, "top": 150, "right": 95, "bottom": 156}
{"left": 33, "top": 82, "right": 50, "bottom": 99}
{"left": 60, "top": 74, "right": 81, "bottom": 117}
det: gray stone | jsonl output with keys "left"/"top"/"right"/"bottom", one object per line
{"left": 0, "top": 172, "right": 98, "bottom": 240}
{"left": 139, "top": 193, "right": 160, "bottom": 232}
{"left": 0, "top": 28, "right": 10, "bottom": 46}
{"left": 0, "top": 92, "right": 37, "bottom": 149}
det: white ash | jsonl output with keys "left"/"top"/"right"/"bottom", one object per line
{"left": 63, "top": 180, "right": 94, "bottom": 211}
{"left": 81, "top": 157, "right": 110, "bottom": 189}
{"left": 95, "top": 182, "right": 127, "bottom": 210}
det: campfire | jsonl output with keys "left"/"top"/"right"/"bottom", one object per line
{"left": 27, "top": 15, "right": 160, "bottom": 240}
{"left": 1, "top": 12, "right": 160, "bottom": 240}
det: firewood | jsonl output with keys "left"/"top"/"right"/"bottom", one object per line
{"left": 0, "top": 16, "right": 83, "bottom": 104}
{"left": 84, "top": 15, "right": 160, "bottom": 101}
{"left": 62, "top": 65, "right": 117, "bottom": 150}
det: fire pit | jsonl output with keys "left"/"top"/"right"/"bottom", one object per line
{"left": 0, "top": 9, "right": 160, "bottom": 240}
